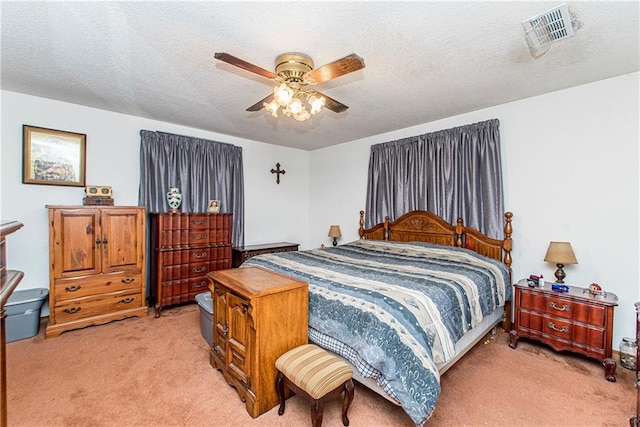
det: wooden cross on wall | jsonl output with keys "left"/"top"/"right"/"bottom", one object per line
{"left": 270, "top": 163, "right": 286, "bottom": 184}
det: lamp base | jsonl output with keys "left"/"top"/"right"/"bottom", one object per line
{"left": 332, "top": 238, "right": 338, "bottom": 247}
{"left": 554, "top": 264, "right": 566, "bottom": 283}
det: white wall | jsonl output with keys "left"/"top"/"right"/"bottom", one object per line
{"left": 3, "top": 73, "right": 638, "bottom": 349}
{"left": 1, "top": 91, "right": 311, "bottom": 317}
{"left": 309, "top": 72, "right": 640, "bottom": 347}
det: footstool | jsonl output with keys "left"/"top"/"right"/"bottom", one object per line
{"left": 275, "top": 343, "right": 355, "bottom": 427}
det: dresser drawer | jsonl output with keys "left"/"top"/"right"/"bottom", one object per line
{"left": 54, "top": 273, "right": 142, "bottom": 302}
{"left": 53, "top": 290, "right": 143, "bottom": 323}
{"left": 158, "top": 230, "right": 189, "bottom": 249}
{"left": 209, "top": 230, "right": 231, "bottom": 245}
{"left": 159, "top": 277, "right": 209, "bottom": 306}
{"left": 159, "top": 249, "right": 211, "bottom": 266}
{"left": 188, "top": 229, "right": 211, "bottom": 246}
{"left": 161, "top": 261, "right": 214, "bottom": 280}
{"left": 158, "top": 214, "right": 190, "bottom": 230}
{"left": 519, "top": 289, "right": 606, "bottom": 327}
{"left": 187, "top": 214, "right": 210, "bottom": 230}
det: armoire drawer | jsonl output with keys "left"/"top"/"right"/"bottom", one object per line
{"left": 54, "top": 272, "right": 142, "bottom": 302}
{"left": 53, "top": 290, "right": 143, "bottom": 323}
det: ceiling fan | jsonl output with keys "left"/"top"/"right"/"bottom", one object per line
{"left": 214, "top": 52, "right": 365, "bottom": 121}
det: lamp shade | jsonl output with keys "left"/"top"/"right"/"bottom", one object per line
{"left": 328, "top": 225, "right": 342, "bottom": 238}
{"left": 544, "top": 242, "right": 578, "bottom": 264}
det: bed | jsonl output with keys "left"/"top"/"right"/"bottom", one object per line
{"left": 243, "top": 210, "right": 513, "bottom": 426}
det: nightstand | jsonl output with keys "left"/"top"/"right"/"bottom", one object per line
{"left": 232, "top": 242, "right": 299, "bottom": 268}
{"left": 509, "top": 279, "right": 619, "bottom": 381}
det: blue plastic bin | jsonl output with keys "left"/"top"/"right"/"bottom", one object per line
{"left": 5, "top": 288, "right": 49, "bottom": 342}
{"left": 195, "top": 291, "right": 213, "bottom": 348}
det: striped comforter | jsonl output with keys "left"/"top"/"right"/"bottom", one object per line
{"left": 243, "top": 239, "right": 511, "bottom": 426}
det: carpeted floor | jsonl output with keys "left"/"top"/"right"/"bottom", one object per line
{"left": 6, "top": 303, "right": 635, "bottom": 426}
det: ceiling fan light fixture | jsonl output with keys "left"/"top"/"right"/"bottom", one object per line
{"left": 264, "top": 99, "right": 279, "bottom": 117}
{"left": 293, "top": 109, "right": 311, "bottom": 121}
{"left": 274, "top": 83, "right": 293, "bottom": 106}
{"left": 309, "top": 95, "right": 325, "bottom": 114}
{"left": 268, "top": 82, "right": 324, "bottom": 122}
{"left": 288, "top": 97, "right": 303, "bottom": 115}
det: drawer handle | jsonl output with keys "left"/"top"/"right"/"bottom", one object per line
{"left": 121, "top": 278, "right": 135, "bottom": 284}
{"left": 192, "top": 281, "right": 207, "bottom": 288}
{"left": 548, "top": 322, "right": 569, "bottom": 333}
{"left": 191, "top": 219, "right": 207, "bottom": 225}
{"left": 223, "top": 323, "right": 229, "bottom": 337}
{"left": 192, "top": 266, "right": 207, "bottom": 273}
{"left": 64, "top": 307, "right": 81, "bottom": 314}
{"left": 191, "top": 233, "right": 207, "bottom": 240}
{"left": 121, "top": 297, "right": 134, "bottom": 304}
{"left": 549, "top": 301, "right": 569, "bottom": 311}
{"left": 65, "top": 285, "right": 81, "bottom": 292}
{"left": 192, "top": 252, "right": 208, "bottom": 259}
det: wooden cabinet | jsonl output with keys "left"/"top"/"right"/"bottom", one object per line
{"left": 232, "top": 242, "right": 299, "bottom": 268}
{"left": 632, "top": 301, "right": 640, "bottom": 427}
{"left": 1, "top": 220, "right": 24, "bottom": 427}
{"left": 509, "top": 279, "right": 618, "bottom": 381}
{"left": 208, "top": 266, "right": 308, "bottom": 418}
{"left": 46, "top": 206, "right": 147, "bottom": 338}
{"left": 149, "top": 213, "right": 232, "bottom": 317}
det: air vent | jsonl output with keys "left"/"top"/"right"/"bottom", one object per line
{"left": 522, "top": 3, "right": 575, "bottom": 57}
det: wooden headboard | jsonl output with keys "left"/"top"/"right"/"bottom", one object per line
{"left": 358, "top": 210, "right": 513, "bottom": 278}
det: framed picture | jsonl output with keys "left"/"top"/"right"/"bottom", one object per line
{"left": 23, "top": 125, "right": 86, "bottom": 186}
{"left": 207, "top": 199, "right": 221, "bottom": 213}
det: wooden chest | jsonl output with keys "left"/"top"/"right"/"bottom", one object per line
{"left": 149, "top": 212, "right": 232, "bottom": 317}
{"left": 208, "top": 266, "right": 308, "bottom": 418}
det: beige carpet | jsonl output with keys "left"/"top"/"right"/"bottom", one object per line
{"left": 6, "top": 304, "right": 635, "bottom": 426}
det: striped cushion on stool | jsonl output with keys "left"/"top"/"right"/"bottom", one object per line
{"left": 276, "top": 344, "right": 353, "bottom": 399}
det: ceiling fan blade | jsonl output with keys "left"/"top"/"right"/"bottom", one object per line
{"left": 316, "top": 91, "right": 349, "bottom": 113}
{"left": 307, "top": 53, "right": 365, "bottom": 84}
{"left": 246, "top": 93, "right": 273, "bottom": 112}
{"left": 214, "top": 52, "right": 277, "bottom": 80}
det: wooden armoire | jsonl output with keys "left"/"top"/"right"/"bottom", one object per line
{"left": 46, "top": 206, "right": 148, "bottom": 337}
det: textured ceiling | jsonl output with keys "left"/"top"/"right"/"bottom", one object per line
{"left": 1, "top": 2, "right": 638, "bottom": 151}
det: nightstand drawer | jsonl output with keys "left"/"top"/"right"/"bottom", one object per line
{"left": 520, "top": 290, "right": 606, "bottom": 327}
{"left": 518, "top": 311, "right": 606, "bottom": 348}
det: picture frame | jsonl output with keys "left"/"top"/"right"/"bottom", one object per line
{"left": 22, "top": 125, "right": 86, "bottom": 187}
{"left": 207, "top": 199, "right": 221, "bottom": 213}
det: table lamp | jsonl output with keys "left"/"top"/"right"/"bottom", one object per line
{"left": 328, "top": 225, "right": 342, "bottom": 246}
{"left": 544, "top": 241, "right": 578, "bottom": 284}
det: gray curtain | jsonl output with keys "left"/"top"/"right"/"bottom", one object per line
{"left": 365, "top": 119, "right": 504, "bottom": 238}
{"left": 138, "top": 130, "right": 244, "bottom": 247}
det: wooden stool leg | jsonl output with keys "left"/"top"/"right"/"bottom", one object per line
{"left": 341, "top": 379, "right": 354, "bottom": 426}
{"left": 311, "top": 399, "right": 324, "bottom": 427}
{"left": 275, "top": 371, "right": 286, "bottom": 415}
